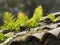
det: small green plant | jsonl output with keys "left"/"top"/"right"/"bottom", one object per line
{"left": 1, "top": 12, "right": 15, "bottom": 30}
{"left": 11, "top": 12, "right": 28, "bottom": 31}
{"left": 1, "top": 12, "right": 29, "bottom": 31}
{"left": 26, "top": 5, "right": 43, "bottom": 27}
{"left": 17, "top": 12, "right": 28, "bottom": 27}
{"left": 48, "top": 14, "right": 55, "bottom": 21}
{"left": 0, "top": 5, "right": 43, "bottom": 31}
{"left": 1, "top": 12, "right": 15, "bottom": 31}
{"left": 1, "top": 12, "right": 20, "bottom": 31}
{"left": 0, "top": 33, "right": 7, "bottom": 43}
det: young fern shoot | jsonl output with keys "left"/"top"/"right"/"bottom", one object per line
{"left": 1, "top": 12, "right": 15, "bottom": 30}
{"left": 48, "top": 14, "right": 55, "bottom": 22}
{"left": 26, "top": 5, "right": 43, "bottom": 27}
{"left": 17, "top": 12, "right": 29, "bottom": 27}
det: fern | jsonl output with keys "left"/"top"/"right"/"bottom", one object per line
{"left": 17, "top": 12, "right": 28, "bottom": 27}
{"left": 1, "top": 12, "right": 29, "bottom": 31}
{"left": 26, "top": 5, "right": 43, "bottom": 27}
{"left": 1, "top": 12, "right": 20, "bottom": 31}
{"left": 48, "top": 14, "right": 55, "bottom": 21}
{"left": 1, "top": 5, "right": 43, "bottom": 31}
{"left": 0, "top": 33, "right": 7, "bottom": 43}
{"left": 1, "top": 12, "right": 15, "bottom": 30}
{"left": 9, "top": 12, "right": 28, "bottom": 31}
{"left": 32, "top": 5, "right": 43, "bottom": 22}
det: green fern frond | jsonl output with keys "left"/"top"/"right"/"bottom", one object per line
{"left": 26, "top": 5, "right": 43, "bottom": 27}
{"left": 48, "top": 14, "right": 55, "bottom": 21}
{"left": 17, "top": 12, "right": 28, "bottom": 26}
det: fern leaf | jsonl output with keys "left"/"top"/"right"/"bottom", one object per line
{"left": 26, "top": 5, "right": 43, "bottom": 27}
